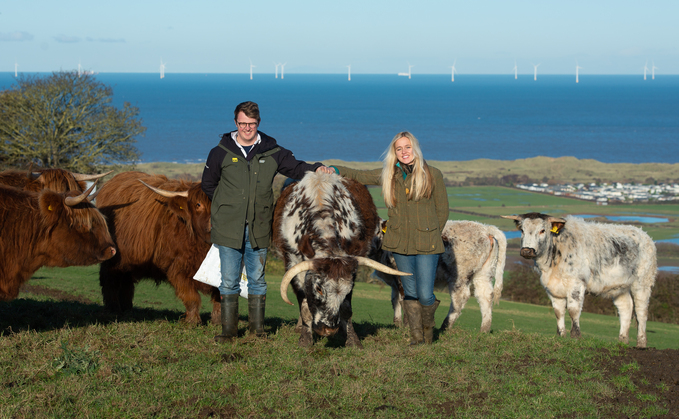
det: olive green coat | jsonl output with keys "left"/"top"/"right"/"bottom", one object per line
{"left": 335, "top": 165, "right": 449, "bottom": 255}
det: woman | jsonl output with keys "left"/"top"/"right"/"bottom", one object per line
{"left": 332, "top": 131, "right": 449, "bottom": 345}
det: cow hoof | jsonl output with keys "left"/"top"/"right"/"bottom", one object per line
{"left": 394, "top": 319, "right": 403, "bottom": 328}
{"left": 346, "top": 336, "right": 363, "bottom": 349}
{"left": 298, "top": 332, "right": 313, "bottom": 348}
{"left": 570, "top": 327, "right": 581, "bottom": 338}
{"left": 214, "top": 335, "right": 236, "bottom": 344}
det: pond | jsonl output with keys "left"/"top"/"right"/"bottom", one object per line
{"left": 577, "top": 214, "right": 669, "bottom": 223}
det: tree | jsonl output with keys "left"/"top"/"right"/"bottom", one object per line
{"left": 0, "top": 71, "right": 145, "bottom": 172}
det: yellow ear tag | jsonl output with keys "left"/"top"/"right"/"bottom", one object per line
{"left": 550, "top": 226, "right": 560, "bottom": 234}
{"left": 232, "top": 157, "right": 238, "bottom": 162}
{"left": 382, "top": 225, "right": 387, "bottom": 233}
{"left": 179, "top": 206, "right": 183, "bottom": 210}
{"left": 405, "top": 188, "right": 409, "bottom": 194}
{"left": 48, "top": 205, "right": 53, "bottom": 211}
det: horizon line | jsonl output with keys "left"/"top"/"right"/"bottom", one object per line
{"left": 2, "top": 71, "right": 678, "bottom": 76}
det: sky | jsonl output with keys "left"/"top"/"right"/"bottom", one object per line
{"left": 1, "top": 0, "right": 677, "bottom": 75}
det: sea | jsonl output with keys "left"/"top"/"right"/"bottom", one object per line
{"left": 1, "top": 73, "right": 678, "bottom": 165}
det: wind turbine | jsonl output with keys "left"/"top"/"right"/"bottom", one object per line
{"left": 576, "top": 62, "right": 582, "bottom": 83}
{"left": 160, "top": 59, "right": 166, "bottom": 79}
{"left": 398, "top": 63, "right": 413, "bottom": 79}
{"left": 643, "top": 61, "right": 650, "bottom": 80}
{"left": 651, "top": 62, "right": 658, "bottom": 80}
{"left": 513, "top": 61, "right": 518, "bottom": 79}
{"left": 274, "top": 62, "right": 280, "bottom": 79}
{"left": 78, "top": 61, "right": 83, "bottom": 77}
{"left": 450, "top": 60, "right": 456, "bottom": 82}
{"left": 532, "top": 63, "right": 541, "bottom": 81}
{"left": 280, "top": 62, "right": 287, "bottom": 79}
{"left": 14, "top": 61, "right": 18, "bottom": 77}
{"left": 347, "top": 65, "right": 351, "bottom": 81}
{"left": 249, "top": 59, "right": 256, "bottom": 80}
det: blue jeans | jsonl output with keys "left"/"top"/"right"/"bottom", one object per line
{"left": 392, "top": 253, "right": 440, "bottom": 307}
{"left": 216, "top": 225, "right": 267, "bottom": 296}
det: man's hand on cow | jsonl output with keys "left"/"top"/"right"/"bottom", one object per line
{"left": 315, "top": 166, "right": 335, "bottom": 174}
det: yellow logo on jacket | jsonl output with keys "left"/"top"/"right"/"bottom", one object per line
{"left": 232, "top": 157, "right": 238, "bottom": 162}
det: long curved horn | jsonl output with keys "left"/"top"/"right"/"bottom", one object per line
{"left": 64, "top": 181, "right": 98, "bottom": 206}
{"left": 72, "top": 170, "right": 113, "bottom": 181}
{"left": 280, "top": 260, "right": 315, "bottom": 305}
{"left": 139, "top": 180, "right": 189, "bottom": 198}
{"left": 500, "top": 215, "right": 521, "bottom": 221}
{"left": 355, "top": 257, "right": 412, "bottom": 276}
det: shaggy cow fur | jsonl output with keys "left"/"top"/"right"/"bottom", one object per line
{"left": 97, "top": 171, "right": 219, "bottom": 325}
{"left": 0, "top": 184, "right": 116, "bottom": 301}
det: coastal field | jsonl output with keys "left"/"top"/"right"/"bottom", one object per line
{"left": 133, "top": 156, "right": 679, "bottom": 186}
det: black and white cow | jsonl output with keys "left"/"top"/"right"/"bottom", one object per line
{"left": 371, "top": 220, "right": 506, "bottom": 333}
{"left": 272, "top": 172, "right": 408, "bottom": 348}
{"left": 502, "top": 212, "right": 657, "bottom": 348}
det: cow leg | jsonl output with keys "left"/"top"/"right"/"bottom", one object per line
{"left": 174, "top": 285, "right": 203, "bottom": 325}
{"left": 391, "top": 285, "right": 405, "bottom": 327}
{"left": 613, "top": 292, "right": 634, "bottom": 345}
{"left": 344, "top": 319, "right": 363, "bottom": 348}
{"left": 567, "top": 285, "right": 586, "bottom": 338}
{"left": 631, "top": 286, "right": 652, "bottom": 348}
{"left": 440, "top": 283, "right": 470, "bottom": 331}
{"left": 210, "top": 288, "right": 222, "bottom": 325}
{"left": 549, "top": 296, "right": 568, "bottom": 337}
{"left": 473, "top": 272, "right": 495, "bottom": 333}
{"left": 298, "top": 299, "right": 314, "bottom": 347}
{"left": 100, "top": 266, "right": 135, "bottom": 313}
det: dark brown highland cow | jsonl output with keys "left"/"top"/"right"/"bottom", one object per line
{"left": 96, "top": 171, "right": 219, "bottom": 325}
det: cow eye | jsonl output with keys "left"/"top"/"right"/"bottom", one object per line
{"left": 315, "top": 285, "right": 323, "bottom": 296}
{"left": 540, "top": 229, "right": 545, "bottom": 234}
{"left": 196, "top": 202, "right": 202, "bottom": 209}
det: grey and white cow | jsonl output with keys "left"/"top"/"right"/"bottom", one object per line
{"left": 272, "top": 172, "right": 408, "bottom": 348}
{"left": 372, "top": 220, "right": 506, "bottom": 333}
{"left": 502, "top": 212, "right": 657, "bottom": 348}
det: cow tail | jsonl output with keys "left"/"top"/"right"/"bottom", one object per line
{"left": 490, "top": 227, "right": 507, "bottom": 306}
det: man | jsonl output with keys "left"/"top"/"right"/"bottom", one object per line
{"left": 202, "top": 101, "right": 332, "bottom": 343}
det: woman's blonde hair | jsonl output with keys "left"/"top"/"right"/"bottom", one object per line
{"left": 380, "top": 131, "right": 433, "bottom": 208}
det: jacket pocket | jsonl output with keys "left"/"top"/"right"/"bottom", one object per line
{"left": 415, "top": 226, "right": 440, "bottom": 252}
{"left": 382, "top": 224, "right": 401, "bottom": 250}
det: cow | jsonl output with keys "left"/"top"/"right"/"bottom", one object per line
{"left": 501, "top": 212, "right": 657, "bottom": 348}
{"left": 273, "top": 172, "right": 409, "bottom": 348}
{"left": 96, "top": 171, "right": 219, "bottom": 325}
{"left": 0, "top": 168, "right": 110, "bottom": 193}
{"left": 371, "top": 220, "right": 506, "bottom": 333}
{"left": 0, "top": 183, "right": 116, "bottom": 301}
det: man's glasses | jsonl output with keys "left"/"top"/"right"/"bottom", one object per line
{"left": 237, "top": 122, "right": 258, "bottom": 129}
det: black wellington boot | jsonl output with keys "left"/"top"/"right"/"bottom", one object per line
{"left": 248, "top": 294, "right": 266, "bottom": 337}
{"left": 214, "top": 294, "right": 239, "bottom": 343}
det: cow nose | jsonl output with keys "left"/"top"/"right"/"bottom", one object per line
{"left": 520, "top": 248, "right": 536, "bottom": 259}
{"left": 314, "top": 326, "right": 339, "bottom": 337}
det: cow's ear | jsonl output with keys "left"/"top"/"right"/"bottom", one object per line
{"left": 167, "top": 197, "right": 191, "bottom": 221}
{"left": 38, "top": 190, "right": 65, "bottom": 225}
{"left": 299, "top": 234, "right": 316, "bottom": 259}
{"left": 548, "top": 217, "right": 566, "bottom": 235}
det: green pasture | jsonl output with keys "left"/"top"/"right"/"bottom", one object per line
{"left": 10, "top": 265, "right": 679, "bottom": 350}
{"left": 2, "top": 266, "right": 677, "bottom": 417}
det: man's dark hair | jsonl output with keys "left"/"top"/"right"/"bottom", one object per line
{"left": 234, "top": 101, "right": 261, "bottom": 123}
